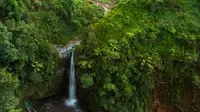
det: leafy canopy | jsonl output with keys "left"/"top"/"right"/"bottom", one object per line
{"left": 78, "top": 0, "right": 200, "bottom": 111}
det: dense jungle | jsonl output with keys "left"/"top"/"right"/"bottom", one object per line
{"left": 0, "top": 0, "right": 200, "bottom": 112}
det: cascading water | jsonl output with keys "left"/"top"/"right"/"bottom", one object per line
{"left": 65, "top": 49, "right": 77, "bottom": 107}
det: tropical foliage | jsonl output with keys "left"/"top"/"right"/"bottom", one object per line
{"left": 0, "top": 68, "right": 21, "bottom": 112}
{"left": 0, "top": 0, "right": 104, "bottom": 111}
{"left": 1, "top": 0, "right": 200, "bottom": 111}
{"left": 78, "top": 0, "right": 200, "bottom": 111}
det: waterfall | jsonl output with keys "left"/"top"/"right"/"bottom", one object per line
{"left": 65, "top": 49, "right": 77, "bottom": 107}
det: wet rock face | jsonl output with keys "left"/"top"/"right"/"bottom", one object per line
{"left": 55, "top": 41, "right": 81, "bottom": 59}
{"left": 52, "top": 40, "right": 81, "bottom": 101}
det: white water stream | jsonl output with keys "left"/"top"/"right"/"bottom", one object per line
{"left": 65, "top": 49, "right": 77, "bottom": 107}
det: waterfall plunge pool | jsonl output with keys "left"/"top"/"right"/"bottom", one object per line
{"left": 30, "top": 41, "right": 84, "bottom": 112}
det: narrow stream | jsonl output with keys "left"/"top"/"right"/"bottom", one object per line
{"left": 65, "top": 49, "right": 77, "bottom": 107}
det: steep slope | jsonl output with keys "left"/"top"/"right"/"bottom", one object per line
{"left": 78, "top": 0, "right": 200, "bottom": 111}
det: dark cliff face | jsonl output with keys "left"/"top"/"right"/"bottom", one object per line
{"left": 54, "top": 40, "right": 81, "bottom": 96}
{"left": 151, "top": 73, "right": 200, "bottom": 112}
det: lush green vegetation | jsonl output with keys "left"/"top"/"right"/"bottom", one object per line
{"left": 0, "top": 68, "right": 21, "bottom": 112}
{"left": 78, "top": 0, "right": 200, "bottom": 111}
{"left": 0, "top": 0, "right": 104, "bottom": 111}
{"left": 1, "top": 0, "right": 200, "bottom": 111}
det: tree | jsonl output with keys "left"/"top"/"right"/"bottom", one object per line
{"left": 0, "top": 0, "right": 25, "bottom": 20}
{"left": 0, "top": 23, "right": 18, "bottom": 67}
{"left": 0, "top": 68, "right": 21, "bottom": 112}
{"left": 78, "top": 0, "right": 200, "bottom": 111}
